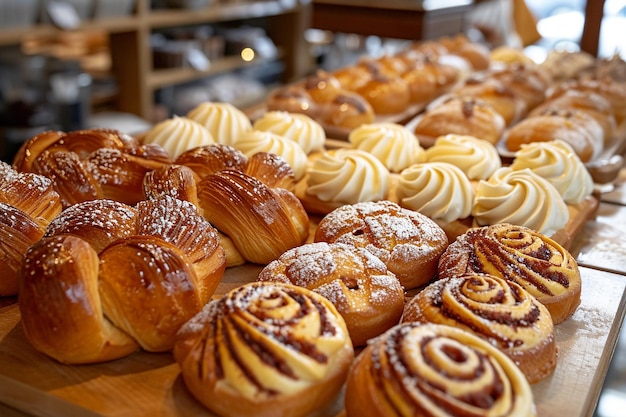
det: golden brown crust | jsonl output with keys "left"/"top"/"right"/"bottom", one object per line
{"left": 320, "top": 90, "right": 376, "bottom": 130}
{"left": 173, "top": 281, "right": 354, "bottom": 417}
{"left": 266, "top": 85, "right": 319, "bottom": 118}
{"left": 174, "top": 143, "right": 248, "bottom": 180}
{"left": 18, "top": 195, "right": 225, "bottom": 364}
{"left": 344, "top": 323, "right": 537, "bottom": 417}
{"left": 355, "top": 73, "right": 410, "bottom": 115}
{"left": 143, "top": 164, "right": 200, "bottom": 209}
{"left": 314, "top": 200, "right": 448, "bottom": 290}
{"left": 437, "top": 223, "right": 582, "bottom": 324}
{"left": 453, "top": 77, "right": 528, "bottom": 125}
{"left": 303, "top": 69, "right": 343, "bottom": 103}
{"left": 402, "top": 273, "right": 557, "bottom": 383}
{"left": 258, "top": 241, "right": 405, "bottom": 346}
{"left": 414, "top": 96, "right": 506, "bottom": 144}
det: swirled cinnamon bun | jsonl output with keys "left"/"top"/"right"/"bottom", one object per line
{"left": 314, "top": 200, "right": 448, "bottom": 290}
{"left": 437, "top": 223, "right": 581, "bottom": 324}
{"left": 402, "top": 273, "right": 557, "bottom": 383}
{"left": 173, "top": 281, "right": 354, "bottom": 417}
{"left": 258, "top": 241, "right": 405, "bottom": 346}
{"left": 345, "top": 322, "right": 536, "bottom": 417}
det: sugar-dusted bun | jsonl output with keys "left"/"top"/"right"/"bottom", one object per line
{"left": 303, "top": 69, "right": 343, "bottom": 103}
{"left": 320, "top": 90, "right": 375, "bottom": 130}
{"left": 174, "top": 281, "right": 354, "bottom": 417}
{"left": 197, "top": 170, "right": 309, "bottom": 264}
{"left": 402, "top": 273, "right": 557, "bottom": 383}
{"left": 345, "top": 322, "right": 536, "bottom": 417}
{"left": 19, "top": 196, "right": 226, "bottom": 364}
{"left": 186, "top": 101, "right": 253, "bottom": 146}
{"left": 510, "top": 139, "right": 594, "bottom": 204}
{"left": 258, "top": 241, "right": 405, "bottom": 346}
{"left": 453, "top": 77, "right": 528, "bottom": 125}
{"left": 356, "top": 73, "right": 410, "bottom": 114}
{"left": 265, "top": 84, "right": 319, "bottom": 118}
{"left": 414, "top": 96, "right": 506, "bottom": 144}
{"left": 348, "top": 122, "right": 425, "bottom": 173}
{"left": 143, "top": 115, "right": 215, "bottom": 158}
{"left": 234, "top": 129, "right": 308, "bottom": 181}
{"left": 473, "top": 167, "right": 569, "bottom": 237}
{"left": 315, "top": 200, "right": 448, "bottom": 290}
{"left": 438, "top": 223, "right": 582, "bottom": 324}
{"left": 299, "top": 148, "right": 390, "bottom": 215}
{"left": 396, "top": 162, "right": 475, "bottom": 225}
{"left": 504, "top": 108, "right": 604, "bottom": 163}
{"left": 252, "top": 110, "right": 326, "bottom": 154}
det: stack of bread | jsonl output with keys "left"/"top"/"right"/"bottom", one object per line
{"left": 5, "top": 43, "right": 624, "bottom": 417}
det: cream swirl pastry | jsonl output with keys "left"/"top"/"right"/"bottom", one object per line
{"left": 424, "top": 134, "right": 501, "bottom": 180}
{"left": 396, "top": 161, "right": 474, "bottom": 224}
{"left": 472, "top": 167, "right": 569, "bottom": 236}
{"left": 143, "top": 116, "right": 215, "bottom": 158}
{"left": 234, "top": 130, "right": 308, "bottom": 181}
{"left": 348, "top": 122, "right": 425, "bottom": 172}
{"left": 252, "top": 111, "right": 326, "bottom": 154}
{"left": 186, "top": 101, "right": 252, "bottom": 146}
{"left": 510, "top": 139, "right": 593, "bottom": 204}
{"left": 305, "top": 149, "right": 390, "bottom": 211}
{"left": 173, "top": 281, "right": 354, "bottom": 417}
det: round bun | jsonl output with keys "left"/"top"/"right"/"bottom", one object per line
{"left": 303, "top": 69, "right": 343, "bottom": 103}
{"left": 355, "top": 73, "right": 410, "bottom": 114}
{"left": 453, "top": 77, "right": 528, "bottom": 125}
{"left": 344, "top": 322, "right": 536, "bottom": 417}
{"left": 314, "top": 200, "right": 449, "bottom": 290}
{"left": 437, "top": 223, "right": 582, "bottom": 324}
{"left": 173, "top": 281, "right": 354, "bottom": 417}
{"left": 320, "top": 90, "right": 375, "bottom": 129}
{"left": 402, "top": 273, "right": 557, "bottom": 383}
{"left": 258, "top": 241, "right": 405, "bottom": 346}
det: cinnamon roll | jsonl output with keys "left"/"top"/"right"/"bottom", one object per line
{"left": 402, "top": 273, "right": 557, "bottom": 383}
{"left": 437, "top": 223, "right": 582, "bottom": 324}
{"left": 345, "top": 322, "right": 536, "bottom": 417}
{"left": 174, "top": 281, "right": 354, "bottom": 417}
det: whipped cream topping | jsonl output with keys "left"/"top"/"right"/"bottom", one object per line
{"left": 306, "top": 148, "right": 390, "bottom": 205}
{"left": 397, "top": 162, "right": 474, "bottom": 223}
{"left": 510, "top": 140, "right": 593, "bottom": 204}
{"left": 348, "top": 122, "right": 425, "bottom": 173}
{"left": 424, "top": 134, "right": 501, "bottom": 180}
{"left": 143, "top": 116, "right": 215, "bottom": 158}
{"left": 253, "top": 111, "right": 326, "bottom": 154}
{"left": 186, "top": 102, "right": 252, "bottom": 146}
{"left": 235, "top": 130, "right": 308, "bottom": 181}
{"left": 473, "top": 167, "right": 569, "bottom": 236}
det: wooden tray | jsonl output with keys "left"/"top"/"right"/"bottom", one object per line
{"left": 0, "top": 266, "right": 625, "bottom": 417}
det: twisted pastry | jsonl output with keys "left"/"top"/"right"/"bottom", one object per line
{"left": 258, "top": 241, "right": 405, "bottom": 346}
{"left": 402, "top": 274, "right": 557, "bottom": 383}
{"left": 345, "top": 323, "right": 536, "bottom": 417}
{"left": 0, "top": 161, "right": 62, "bottom": 296}
{"left": 18, "top": 195, "right": 226, "bottom": 364}
{"left": 173, "top": 281, "right": 354, "bottom": 417}
{"left": 437, "top": 223, "right": 581, "bottom": 324}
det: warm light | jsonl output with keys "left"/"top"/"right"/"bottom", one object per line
{"left": 241, "top": 48, "right": 255, "bottom": 62}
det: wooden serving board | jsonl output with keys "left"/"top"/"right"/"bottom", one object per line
{"left": 0, "top": 266, "right": 625, "bottom": 417}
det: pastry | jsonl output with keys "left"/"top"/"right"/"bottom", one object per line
{"left": 473, "top": 167, "right": 569, "bottom": 237}
{"left": 258, "top": 241, "right": 405, "bottom": 346}
{"left": 197, "top": 169, "right": 309, "bottom": 264}
{"left": 303, "top": 69, "right": 343, "bottom": 103}
{"left": 186, "top": 101, "right": 253, "bottom": 146}
{"left": 265, "top": 84, "right": 319, "bottom": 118}
{"left": 174, "top": 143, "right": 248, "bottom": 180}
{"left": 344, "top": 322, "right": 536, "bottom": 417}
{"left": 319, "top": 90, "right": 375, "bottom": 130}
{"left": 142, "top": 115, "right": 216, "bottom": 158}
{"left": 402, "top": 273, "right": 557, "bottom": 383}
{"left": 437, "top": 223, "right": 582, "bottom": 324}
{"left": 355, "top": 72, "right": 410, "bottom": 114}
{"left": 299, "top": 148, "right": 390, "bottom": 215}
{"left": 504, "top": 108, "right": 604, "bottom": 163}
{"left": 314, "top": 200, "right": 448, "bottom": 290}
{"left": 453, "top": 77, "right": 528, "bottom": 125}
{"left": 414, "top": 96, "right": 506, "bottom": 145}
{"left": 400, "top": 62, "right": 440, "bottom": 103}
{"left": 440, "top": 34, "right": 491, "bottom": 71}
{"left": 424, "top": 133, "right": 501, "bottom": 181}
{"left": 173, "top": 281, "right": 354, "bottom": 417}
{"left": 510, "top": 140, "right": 594, "bottom": 205}
{"left": 18, "top": 195, "right": 226, "bottom": 364}
{"left": 252, "top": 110, "right": 326, "bottom": 155}
{"left": 396, "top": 161, "right": 475, "bottom": 225}
{"left": 332, "top": 64, "right": 374, "bottom": 91}
{"left": 348, "top": 122, "right": 425, "bottom": 173}
{"left": 14, "top": 128, "right": 171, "bottom": 207}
